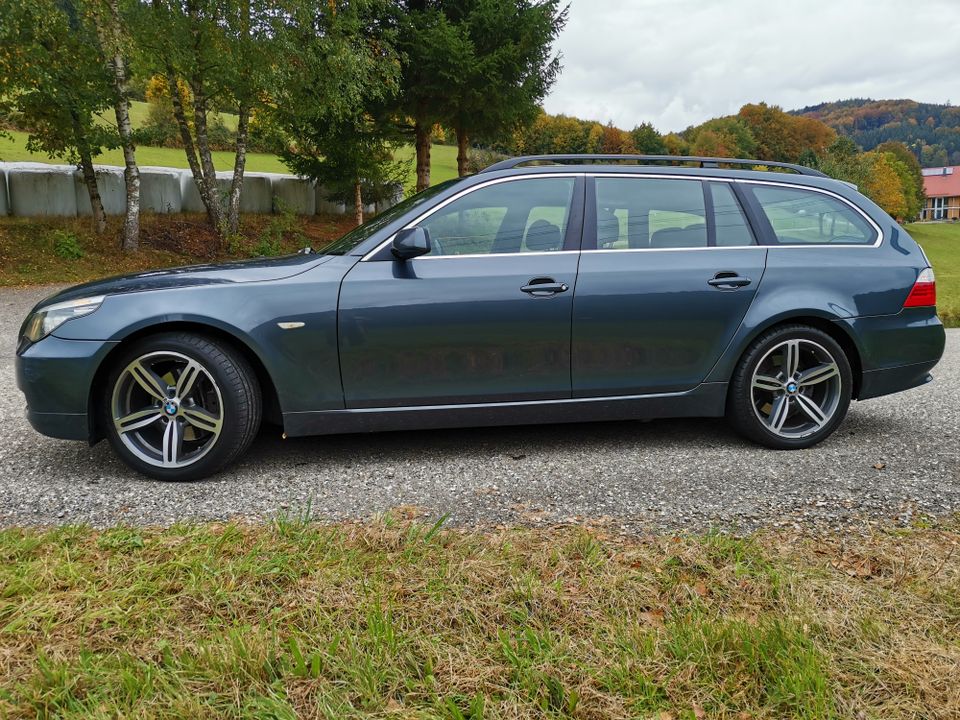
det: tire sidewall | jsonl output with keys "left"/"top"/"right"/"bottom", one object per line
{"left": 102, "top": 334, "right": 255, "bottom": 481}
{"left": 730, "top": 325, "right": 853, "bottom": 450}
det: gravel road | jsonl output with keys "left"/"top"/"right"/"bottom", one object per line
{"left": 2, "top": 284, "right": 958, "bottom": 532}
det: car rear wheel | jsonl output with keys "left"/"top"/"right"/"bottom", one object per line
{"left": 102, "top": 333, "right": 261, "bottom": 481}
{"left": 728, "top": 324, "right": 852, "bottom": 449}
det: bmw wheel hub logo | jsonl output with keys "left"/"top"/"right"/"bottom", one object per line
{"left": 786, "top": 382, "right": 798, "bottom": 394}
{"left": 163, "top": 400, "right": 179, "bottom": 416}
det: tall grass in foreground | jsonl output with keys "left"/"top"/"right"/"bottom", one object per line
{"left": 1, "top": 518, "right": 959, "bottom": 719}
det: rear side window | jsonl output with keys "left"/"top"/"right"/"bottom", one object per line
{"left": 596, "top": 177, "right": 707, "bottom": 249}
{"left": 418, "top": 177, "right": 575, "bottom": 256}
{"left": 749, "top": 185, "right": 876, "bottom": 245}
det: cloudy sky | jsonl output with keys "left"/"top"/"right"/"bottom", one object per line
{"left": 542, "top": 0, "right": 960, "bottom": 132}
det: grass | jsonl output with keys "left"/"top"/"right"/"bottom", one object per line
{"left": 1, "top": 120, "right": 462, "bottom": 186}
{"left": 0, "top": 213, "right": 356, "bottom": 287}
{"left": 904, "top": 222, "right": 960, "bottom": 326}
{"left": 1, "top": 517, "right": 960, "bottom": 718}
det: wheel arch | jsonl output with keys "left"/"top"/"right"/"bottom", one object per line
{"left": 87, "top": 321, "right": 283, "bottom": 443}
{"left": 729, "top": 314, "right": 864, "bottom": 400}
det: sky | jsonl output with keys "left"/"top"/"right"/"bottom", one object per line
{"left": 542, "top": 0, "right": 960, "bottom": 133}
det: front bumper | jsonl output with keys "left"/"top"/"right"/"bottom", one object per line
{"left": 15, "top": 335, "right": 118, "bottom": 442}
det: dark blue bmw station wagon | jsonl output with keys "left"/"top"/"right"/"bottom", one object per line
{"left": 16, "top": 155, "right": 946, "bottom": 480}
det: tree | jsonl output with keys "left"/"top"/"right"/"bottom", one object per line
{"left": 395, "top": 2, "right": 463, "bottom": 191}
{"left": 133, "top": 0, "right": 275, "bottom": 241}
{"left": 862, "top": 152, "right": 908, "bottom": 220}
{"left": 441, "top": 0, "right": 566, "bottom": 177}
{"left": 686, "top": 116, "right": 756, "bottom": 158}
{"left": 876, "top": 140, "right": 925, "bottom": 217}
{"left": 0, "top": 0, "right": 116, "bottom": 234}
{"left": 89, "top": 0, "right": 141, "bottom": 250}
{"left": 273, "top": 0, "right": 404, "bottom": 225}
{"left": 630, "top": 122, "right": 667, "bottom": 154}
{"left": 738, "top": 102, "right": 834, "bottom": 162}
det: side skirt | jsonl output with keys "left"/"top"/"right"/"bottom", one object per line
{"left": 282, "top": 382, "right": 728, "bottom": 437}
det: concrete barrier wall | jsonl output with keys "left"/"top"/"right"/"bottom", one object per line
{"left": 0, "top": 162, "right": 404, "bottom": 219}
{"left": 7, "top": 163, "right": 78, "bottom": 217}
{"left": 140, "top": 167, "right": 183, "bottom": 213}
{"left": 0, "top": 166, "right": 8, "bottom": 217}
{"left": 75, "top": 166, "right": 126, "bottom": 216}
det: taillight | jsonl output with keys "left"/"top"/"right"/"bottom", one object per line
{"left": 903, "top": 267, "right": 936, "bottom": 308}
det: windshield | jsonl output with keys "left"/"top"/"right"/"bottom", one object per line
{"left": 318, "top": 178, "right": 463, "bottom": 255}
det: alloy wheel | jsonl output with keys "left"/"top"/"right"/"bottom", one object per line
{"left": 111, "top": 351, "right": 224, "bottom": 468}
{"left": 750, "top": 338, "right": 842, "bottom": 439}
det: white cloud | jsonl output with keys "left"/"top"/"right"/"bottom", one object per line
{"left": 542, "top": 0, "right": 960, "bottom": 132}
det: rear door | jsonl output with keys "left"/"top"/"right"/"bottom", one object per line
{"left": 572, "top": 175, "right": 767, "bottom": 396}
{"left": 338, "top": 175, "right": 583, "bottom": 408}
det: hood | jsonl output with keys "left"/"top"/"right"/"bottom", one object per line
{"left": 36, "top": 253, "right": 334, "bottom": 308}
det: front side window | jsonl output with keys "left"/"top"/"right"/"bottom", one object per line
{"left": 596, "top": 177, "right": 708, "bottom": 249}
{"left": 749, "top": 185, "right": 876, "bottom": 245}
{"left": 417, "top": 177, "right": 575, "bottom": 256}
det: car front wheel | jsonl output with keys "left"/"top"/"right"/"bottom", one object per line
{"left": 102, "top": 332, "right": 261, "bottom": 481}
{"left": 728, "top": 324, "right": 852, "bottom": 450}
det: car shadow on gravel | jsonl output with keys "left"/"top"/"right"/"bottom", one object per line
{"left": 239, "top": 417, "right": 743, "bottom": 466}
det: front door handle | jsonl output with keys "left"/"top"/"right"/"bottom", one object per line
{"left": 521, "top": 277, "right": 569, "bottom": 296}
{"left": 708, "top": 272, "right": 752, "bottom": 289}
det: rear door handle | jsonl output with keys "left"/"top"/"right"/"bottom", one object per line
{"left": 521, "top": 277, "right": 569, "bottom": 296}
{"left": 708, "top": 273, "right": 752, "bottom": 289}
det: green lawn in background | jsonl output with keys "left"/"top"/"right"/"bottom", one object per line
{"left": 2, "top": 107, "right": 462, "bottom": 186}
{"left": 904, "top": 222, "right": 960, "bottom": 326}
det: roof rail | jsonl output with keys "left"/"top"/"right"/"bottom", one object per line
{"left": 480, "top": 154, "right": 828, "bottom": 178}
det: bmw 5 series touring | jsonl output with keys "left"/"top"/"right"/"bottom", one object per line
{"left": 16, "top": 155, "right": 946, "bottom": 480}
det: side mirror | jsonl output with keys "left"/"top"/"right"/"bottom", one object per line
{"left": 391, "top": 227, "right": 431, "bottom": 260}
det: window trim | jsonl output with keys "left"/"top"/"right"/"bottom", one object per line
{"left": 582, "top": 173, "right": 883, "bottom": 252}
{"left": 361, "top": 173, "right": 583, "bottom": 261}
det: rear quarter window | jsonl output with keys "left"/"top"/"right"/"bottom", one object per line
{"left": 749, "top": 185, "right": 877, "bottom": 246}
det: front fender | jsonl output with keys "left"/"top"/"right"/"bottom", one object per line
{"left": 52, "top": 256, "right": 358, "bottom": 414}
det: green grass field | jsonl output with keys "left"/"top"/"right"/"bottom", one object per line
{"left": 905, "top": 222, "right": 960, "bottom": 326}
{"left": 2, "top": 517, "right": 960, "bottom": 718}
{"left": 1, "top": 99, "right": 461, "bottom": 186}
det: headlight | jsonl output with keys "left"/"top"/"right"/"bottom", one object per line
{"left": 21, "top": 295, "right": 105, "bottom": 343}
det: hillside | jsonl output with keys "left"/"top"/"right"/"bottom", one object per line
{"left": 794, "top": 98, "right": 960, "bottom": 166}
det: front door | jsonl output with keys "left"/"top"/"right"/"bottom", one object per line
{"left": 573, "top": 176, "right": 767, "bottom": 397}
{"left": 338, "top": 175, "right": 583, "bottom": 408}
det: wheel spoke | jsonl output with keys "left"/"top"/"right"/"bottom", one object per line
{"left": 794, "top": 393, "right": 828, "bottom": 428}
{"left": 766, "top": 395, "right": 791, "bottom": 433}
{"left": 798, "top": 362, "right": 839, "bottom": 387}
{"left": 182, "top": 406, "right": 222, "bottom": 435}
{"left": 782, "top": 340, "right": 800, "bottom": 379}
{"left": 115, "top": 407, "right": 163, "bottom": 434}
{"left": 175, "top": 359, "right": 203, "bottom": 399}
{"left": 162, "top": 419, "right": 182, "bottom": 467}
{"left": 129, "top": 360, "right": 169, "bottom": 402}
{"left": 753, "top": 374, "right": 783, "bottom": 392}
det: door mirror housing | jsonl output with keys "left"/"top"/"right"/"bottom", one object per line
{"left": 391, "top": 227, "right": 431, "bottom": 260}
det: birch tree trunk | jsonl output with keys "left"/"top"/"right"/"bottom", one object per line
{"left": 72, "top": 115, "right": 108, "bottom": 234}
{"left": 190, "top": 78, "right": 227, "bottom": 243}
{"left": 414, "top": 120, "right": 431, "bottom": 192}
{"left": 354, "top": 180, "right": 363, "bottom": 226}
{"left": 98, "top": 0, "right": 139, "bottom": 250}
{"left": 456, "top": 125, "right": 469, "bottom": 177}
{"left": 227, "top": 105, "right": 250, "bottom": 237}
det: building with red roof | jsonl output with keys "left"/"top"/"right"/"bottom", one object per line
{"left": 921, "top": 166, "right": 960, "bottom": 221}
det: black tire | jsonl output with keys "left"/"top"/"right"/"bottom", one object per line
{"left": 727, "top": 324, "right": 852, "bottom": 450}
{"left": 101, "top": 332, "right": 261, "bottom": 481}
